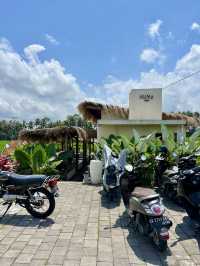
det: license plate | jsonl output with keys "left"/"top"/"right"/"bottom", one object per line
{"left": 149, "top": 216, "right": 171, "bottom": 226}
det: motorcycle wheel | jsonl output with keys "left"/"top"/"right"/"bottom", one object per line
{"left": 25, "top": 187, "right": 55, "bottom": 219}
{"left": 185, "top": 204, "right": 198, "bottom": 220}
{"left": 153, "top": 231, "right": 167, "bottom": 252}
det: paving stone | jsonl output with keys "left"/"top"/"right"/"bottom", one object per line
{"left": 3, "top": 249, "right": 21, "bottom": 258}
{"left": 15, "top": 253, "right": 34, "bottom": 263}
{"left": 80, "top": 256, "right": 96, "bottom": 266}
{"left": 48, "top": 254, "right": 65, "bottom": 264}
{"left": 34, "top": 250, "right": 52, "bottom": 259}
{"left": 22, "top": 245, "right": 38, "bottom": 254}
{"left": 0, "top": 258, "right": 14, "bottom": 266}
{"left": 63, "top": 260, "right": 80, "bottom": 266}
{"left": 28, "top": 238, "right": 43, "bottom": 246}
{"left": 30, "top": 259, "right": 47, "bottom": 266}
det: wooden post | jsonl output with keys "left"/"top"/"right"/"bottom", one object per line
{"left": 92, "top": 139, "right": 95, "bottom": 152}
{"left": 88, "top": 140, "right": 91, "bottom": 161}
{"left": 61, "top": 141, "right": 64, "bottom": 151}
{"left": 75, "top": 137, "right": 79, "bottom": 171}
{"left": 83, "top": 141, "right": 87, "bottom": 165}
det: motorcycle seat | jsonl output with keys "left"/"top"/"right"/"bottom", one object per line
{"left": 6, "top": 173, "right": 46, "bottom": 186}
{"left": 131, "top": 187, "right": 157, "bottom": 199}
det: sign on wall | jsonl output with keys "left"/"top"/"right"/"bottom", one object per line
{"left": 139, "top": 94, "right": 154, "bottom": 102}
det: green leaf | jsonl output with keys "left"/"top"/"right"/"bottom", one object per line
{"left": 132, "top": 129, "right": 140, "bottom": 145}
{"left": 14, "top": 148, "right": 31, "bottom": 170}
{"left": 32, "top": 145, "right": 47, "bottom": 173}
{"left": 46, "top": 144, "right": 56, "bottom": 158}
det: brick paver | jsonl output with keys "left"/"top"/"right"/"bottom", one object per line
{"left": 0, "top": 182, "right": 199, "bottom": 265}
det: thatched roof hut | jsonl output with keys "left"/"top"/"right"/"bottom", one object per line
{"left": 78, "top": 101, "right": 200, "bottom": 127}
{"left": 19, "top": 126, "right": 97, "bottom": 144}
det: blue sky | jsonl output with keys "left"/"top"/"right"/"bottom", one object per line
{"left": 0, "top": 0, "right": 200, "bottom": 120}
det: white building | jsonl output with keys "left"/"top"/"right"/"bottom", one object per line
{"left": 78, "top": 88, "right": 199, "bottom": 140}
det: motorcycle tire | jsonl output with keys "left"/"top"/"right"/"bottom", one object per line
{"left": 157, "top": 239, "right": 167, "bottom": 252}
{"left": 153, "top": 231, "right": 167, "bottom": 252}
{"left": 25, "top": 187, "right": 55, "bottom": 219}
{"left": 185, "top": 204, "right": 198, "bottom": 220}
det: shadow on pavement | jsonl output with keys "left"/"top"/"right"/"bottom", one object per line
{"left": 113, "top": 211, "right": 172, "bottom": 265}
{"left": 0, "top": 214, "right": 54, "bottom": 228}
{"left": 170, "top": 215, "right": 200, "bottom": 249}
{"left": 99, "top": 188, "right": 121, "bottom": 209}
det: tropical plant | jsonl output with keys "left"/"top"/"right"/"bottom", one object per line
{"left": 14, "top": 144, "right": 62, "bottom": 175}
{"left": 96, "top": 127, "right": 200, "bottom": 187}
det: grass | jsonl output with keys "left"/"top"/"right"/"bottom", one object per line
{"left": 0, "top": 140, "right": 10, "bottom": 153}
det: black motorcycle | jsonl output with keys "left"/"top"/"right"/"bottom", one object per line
{"left": 156, "top": 154, "right": 197, "bottom": 202}
{"left": 0, "top": 171, "right": 59, "bottom": 219}
{"left": 177, "top": 166, "right": 200, "bottom": 223}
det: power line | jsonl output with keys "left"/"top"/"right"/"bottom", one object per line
{"left": 163, "top": 69, "right": 200, "bottom": 89}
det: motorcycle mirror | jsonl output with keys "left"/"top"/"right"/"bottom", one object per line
{"left": 125, "top": 164, "right": 133, "bottom": 172}
{"left": 141, "top": 154, "right": 146, "bottom": 161}
{"left": 172, "top": 152, "right": 177, "bottom": 158}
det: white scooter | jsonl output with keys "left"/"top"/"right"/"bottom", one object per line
{"left": 102, "top": 144, "right": 126, "bottom": 201}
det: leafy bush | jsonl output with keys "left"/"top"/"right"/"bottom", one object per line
{"left": 14, "top": 144, "right": 62, "bottom": 175}
{"left": 96, "top": 126, "right": 200, "bottom": 187}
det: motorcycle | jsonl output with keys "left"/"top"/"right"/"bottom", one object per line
{"left": 0, "top": 170, "right": 59, "bottom": 219}
{"left": 177, "top": 166, "right": 200, "bottom": 224}
{"left": 120, "top": 156, "right": 172, "bottom": 251}
{"left": 156, "top": 153, "right": 197, "bottom": 202}
{"left": 102, "top": 144, "right": 126, "bottom": 201}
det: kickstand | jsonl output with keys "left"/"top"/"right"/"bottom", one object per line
{"left": 0, "top": 202, "right": 12, "bottom": 219}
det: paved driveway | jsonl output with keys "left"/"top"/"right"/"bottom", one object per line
{"left": 0, "top": 182, "right": 199, "bottom": 266}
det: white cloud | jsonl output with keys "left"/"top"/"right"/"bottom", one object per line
{"left": 0, "top": 39, "right": 84, "bottom": 120}
{"left": 45, "top": 34, "right": 60, "bottom": 45}
{"left": 24, "top": 44, "right": 45, "bottom": 64}
{"left": 148, "top": 19, "right": 163, "bottom": 38}
{"left": 190, "top": 22, "right": 200, "bottom": 33}
{"left": 176, "top": 44, "right": 200, "bottom": 72}
{"left": 1, "top": 38, "right": 200, "bottom": 121}
{"left": 140, "top": 48, "right": 164, "bottom": 64}
{"left": 88, "top": 44, "right": 200, "bottom": 113}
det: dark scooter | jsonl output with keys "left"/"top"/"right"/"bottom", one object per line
{"left": 177, "top": 166, "right": 200, "bottom": 225}
{"left": 156, "top": 153, "right": 197, "bottom": 202}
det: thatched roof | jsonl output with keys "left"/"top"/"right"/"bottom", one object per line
{"left": 78, "top": 101, "right": 129, "bottom": 122}
{"left": 19, "top": 126, "right": 97, "bottom": 143}
{"left": 78, "top": 101, "right": 200, "bottom": 127}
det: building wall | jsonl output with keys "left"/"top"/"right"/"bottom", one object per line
{"left": 97, "top": 124, "right": 184, "bottom": 140}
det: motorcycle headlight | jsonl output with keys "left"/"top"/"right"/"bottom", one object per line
{"left": 125, "top": 164, "right": 133, "bottom": 172}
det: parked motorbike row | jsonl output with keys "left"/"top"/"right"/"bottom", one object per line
{"left": 102, "top": 144, "right": 200, "bottom": 251}
{"left": 155, "top": 150, "right": 200, "bottom": 222}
